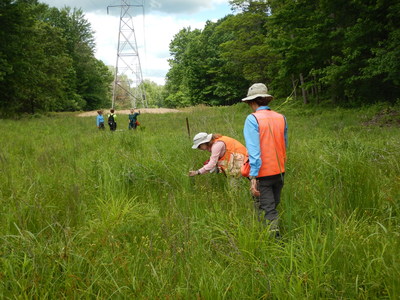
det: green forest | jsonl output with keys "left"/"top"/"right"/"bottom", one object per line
{"left": 1, "top": 0, "right": 399, "bottom": 115}
{"left": 164, "top": 0, "right": 399, "bottom": 107}
{"left": 0, "top": 0, "right": 114, "bottom": 115}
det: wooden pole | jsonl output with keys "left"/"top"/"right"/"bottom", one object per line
{"left": 186, "top": 117, "right": 191, "bottom": 140}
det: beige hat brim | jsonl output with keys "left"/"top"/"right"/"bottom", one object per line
{"left": 192, "top": 133, "right": 213, "bottom": 149}
{"left": 242, "top": 93, "right": 273, "bottom": 102}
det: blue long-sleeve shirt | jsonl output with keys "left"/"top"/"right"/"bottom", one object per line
{"left": 96, "top": 114, "right": 104, "bottom": 127}
{"left": 243, "top": 106, "right": 288, "bottom": 177}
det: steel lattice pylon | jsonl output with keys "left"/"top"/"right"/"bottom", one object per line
{"left": 108, "top": 0, "right": 147, "bottom": 109}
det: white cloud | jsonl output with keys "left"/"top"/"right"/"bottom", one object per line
{"left": 42, "top": 0, "right": 229, "bottom": 15}
{"left": 139, "top": 15, "right": 206, "bottom": 82}
{"left": 41, "top": 0, "right": 232, "bottom": 85}
{"left": 86, "top": 12, "right": 206, "bottom": 85}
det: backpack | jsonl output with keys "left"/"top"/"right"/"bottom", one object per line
{"left": 108, "top": 114, "right": 115, "bottom": 126}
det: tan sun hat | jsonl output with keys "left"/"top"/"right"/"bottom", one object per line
{"left": 192, "top": 132, "right": 213, "bottom": 149}
{"left": 242, "top": 83, "right": 273, "bottom": 101}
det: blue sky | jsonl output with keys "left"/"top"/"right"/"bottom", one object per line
{"left": 40, "top": 0, "right": 233, "bottom": 85}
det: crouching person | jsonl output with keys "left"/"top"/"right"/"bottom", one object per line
{"left": 189, "top": 132, "right": 248, "bottom": 177}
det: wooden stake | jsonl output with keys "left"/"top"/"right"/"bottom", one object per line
{"left": 186, "top": 117, "right": 191, "bottom": 140}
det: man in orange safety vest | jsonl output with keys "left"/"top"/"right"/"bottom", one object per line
{"left": 242, "top": 83, "right": 288, "bottom": 238}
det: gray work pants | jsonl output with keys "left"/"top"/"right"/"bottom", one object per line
{"left": 254, "top": 174, "right": 284, "bottom": 227}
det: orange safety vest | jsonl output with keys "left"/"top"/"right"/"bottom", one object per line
{"left": 215, "top": 136, "right": 248, "bottom": 176}
{"left": 252, "top": 110, "right": 286, "bottom": 177}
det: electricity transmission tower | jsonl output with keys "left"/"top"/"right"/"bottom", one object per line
{"left": 108, "top": 0, "right": 147, "bottom": 109}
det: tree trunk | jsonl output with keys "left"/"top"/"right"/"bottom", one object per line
{"left": 31, "top": 99, "right": 35, "bottom": 114}
{"left": 299, "top": 73, "right": 308, "bottom": 104}
{"left": 314, "top": 74, "right": 320, "bottom": 104}
{"left": 331, "top": 80, "right": 338, "bottom": 105}
{"left": 291, "top": 74, "right": 297, "bottom": 100}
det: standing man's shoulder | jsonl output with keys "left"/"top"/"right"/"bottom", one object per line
{"left": 245, "top": 113, "right": 258, "bottom": 124}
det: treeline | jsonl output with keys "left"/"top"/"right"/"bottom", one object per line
{"left": 0, "top": 0, "right": 113, "bottom": 116}
{"left": 164, "top": 0, "right": 400, "bottom": 107}
{"left": 112, "top": 77, "right": 165, "bottom": 109}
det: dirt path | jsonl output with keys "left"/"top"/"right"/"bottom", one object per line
{"left": 77, "top": 108, "right": 181, "bottom": 117}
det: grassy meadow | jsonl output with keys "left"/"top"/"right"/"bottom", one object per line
{"left": 0, "top": 103, "right": 399, "bottom": 299}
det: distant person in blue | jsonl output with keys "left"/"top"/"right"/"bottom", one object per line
{"left": 128, "top": 108, "right": 140, "bottom": 130}
{"left": 96, "top": 110, "right": 105, "bottom": 130}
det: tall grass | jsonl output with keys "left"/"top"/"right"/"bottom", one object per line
{"left": 0, "top": 105, "right": 399, "bottom": 298}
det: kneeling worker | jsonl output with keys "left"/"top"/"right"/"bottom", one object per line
{"left": 189, "top": 132, "right": 248, "bottom": 177}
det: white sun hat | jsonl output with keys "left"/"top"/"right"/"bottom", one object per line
{"left": 242, "top": 83, "right": 273, "bottom": 101}
{"left": 192, "top": 132, "right": 213, "bottom": 149}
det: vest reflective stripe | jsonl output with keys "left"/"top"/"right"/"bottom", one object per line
{"left": 215, "top": 136, "right": 248, "bottom": 173}
{"left": 253, "top": 110, "right": 286, "bottom": 177}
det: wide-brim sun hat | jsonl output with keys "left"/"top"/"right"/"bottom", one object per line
{"left": 192, "top": 132, "right": 213, "bottom": 149}
{"left": 242, "top": 83, "right": 273, "bottom": 101}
